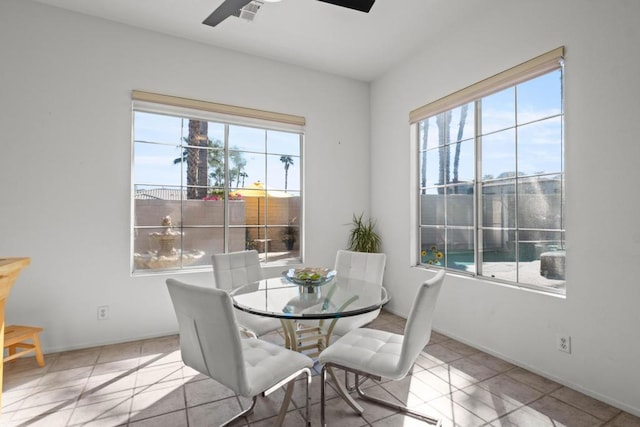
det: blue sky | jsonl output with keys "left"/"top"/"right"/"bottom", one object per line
{"left": 133, "top": 112, "right": 301, "bottom": 193}
{"left": 421, "top": 69, "right": 563, "bottom": 186}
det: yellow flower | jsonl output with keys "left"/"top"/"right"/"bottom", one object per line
{"left": 421, "top": 250, "right": 427, "bottom": 257}
{"left": 436, "top": 252, "right": 443, "bottom": 259}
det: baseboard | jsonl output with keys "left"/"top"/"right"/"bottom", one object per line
{"left": 42, "top": 329, "right": 179, "bottom": 355}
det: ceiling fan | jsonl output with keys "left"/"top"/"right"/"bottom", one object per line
{"left": 203, "top": 0, "right": 376, "bottom": 27}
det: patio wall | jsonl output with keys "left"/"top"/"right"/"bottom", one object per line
{"left": 420, "top": 192, "right": 564, "bottom": 257}
{"left": 134, "top": 197, "right": 302, "bottom": 260}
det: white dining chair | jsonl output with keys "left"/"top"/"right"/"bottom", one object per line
{"left": 318, "top": 269, "right": 446, "bottom": 426}
{"left": 296, "top": 250, "right": 386, "bottom": 355}
{"left": 329, "top": 250, "right": 386, "bottom": 337}
{"left": 166, "top": 278, "right": 313, "bottom": 427}
{"left": 212, "top": 250, "right": 282, "bottom": 337}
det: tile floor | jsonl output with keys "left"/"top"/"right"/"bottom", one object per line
{"left": 1, "top": 311, "right": 638, "bottom": 426}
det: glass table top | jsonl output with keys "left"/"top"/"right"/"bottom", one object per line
{"left": 230, "top": 275, "right": 389, "bottom": 320}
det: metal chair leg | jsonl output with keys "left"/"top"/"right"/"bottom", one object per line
{"left": 305, "top": 368, "right": 311, "bottom": 426}
{"left": 345, "top": 370, "right": 369, "bottom": 392}
{"left": 220, "top": 395, "right": 258, "bottom": 427}
{"left": 354, "top": 373, "right": 441, "bottom": 426}
{"left": 321, "top": 365, "right": 327, "bottom": 427}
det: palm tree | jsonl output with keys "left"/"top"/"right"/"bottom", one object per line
{"left": 420, "top": 120, "right": 429, "bottom": 195}
{"left": 239, "top": 171, "right": 248, "bottom": 187}
{"left": 280, "top": 155, "right": 294, "bottom": 191}
{"left": 173, "top": 121, "right": 227, "bottom": 196}
{"left": 436, "top": 111, "right": 452, "bottom": 193}
{"left": 172, "top": 120, "right": 209, "bottom": 199}
{"left": 229, "top": 149, "right": 247, "bottom": 187}
{"left": 452, "top": 104, "right": 469, "bottom": 189}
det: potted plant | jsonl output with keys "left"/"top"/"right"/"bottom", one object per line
{"left": 347, "top": 213, "right": 381, "bottom": 253}
{"left": 282, "top": 218, "right": 298, "bottom": 250}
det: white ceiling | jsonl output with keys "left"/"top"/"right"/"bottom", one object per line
{"left": 32, "top": 0, "right": 488, "bottom": 81}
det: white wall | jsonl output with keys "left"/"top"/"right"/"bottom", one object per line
{"left": 371, "top": 0, "right": 640, "bottom": 416}
{"left": 0, "top": 0, "right": 370, "bottom": 351}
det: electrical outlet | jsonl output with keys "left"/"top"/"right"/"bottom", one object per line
{"left": 97, "top": 305, "right": 109, "bottom": 320}
{"left": 557, "top": 334, "right": 571, "bottom": 353}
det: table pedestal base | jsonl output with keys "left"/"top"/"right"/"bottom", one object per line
{"left": 280, "top": 318, "right": 364, "bottom": 414}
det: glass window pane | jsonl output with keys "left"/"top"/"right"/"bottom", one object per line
{"left": 207, "top": 122, "right": 225, "bottom": 144}
{"left": 229, "top": 125, "right": 265, "bottom": 152}
{"left": 422, "top": 112, "right": 458, "bottom": 149}
{"left": 423, "top": 148, "right": 444, "bottom": 187}
{"left": 449, "top": 139, "right": 475, "bottom": 183}
{"left": 446, "top": 228, "right": 474, "bottom": 272}
{"left": 481, "top": 236, "right": 517, "bottom": 282}
{"left": 182, "top": 198, "right": 225, "bottom": 226}
{"left": 419, "top": 116, "right": 441, "bottom": 150}
{"left": 229, "top": 199, "right": 247, "bottom": 225}
{"left": 481, "top": 87, "right": 515, "bottom": 134}
{"left": 518, "top": 176, "right": 564, "bottom": 230}
{"left": 183, "top": 145, "right": 216, "bottom": 198}
{"left": 517, "top": 69, "right": 562, "bottom": 125}
{"left": 421, "top": 228, "right": 444, "bottom": 265}
{"left": 420, "top": 189, "right": 444, "bottom": 226}
{"left": 481, "top": 179, "right": 515, "bottom": 228}
{"left": 228, "top": 149, "right": 249, "bottom": 188}
{"left": 240, "top": 152, "right": 266, "bottom": 185}
{"left": 518, "top": 230, "right": 565, "bottom": 259}
{"left": 517, "top": 117, "right": 563, "bottom": 175}
{"left": 481, "top": 128, "right": 516, "bottom": 180}
{"left": 134, "top": 219, "right": 200, "bottom": 271}
{"left": 134, "top": 112, "right": 184, "bottom": 145}
{"left": 519, "top": 231, "right": 565, "bottom": 288}
{"left": 267, "top": 154, "right": 300, "bottom": 192}
{"left": 134, "top": 198, "right": 182, "bottom": 227}
{"left": 449, "top": 103, "right": 475, "bottom": 142}
{"left": 447, "top": 192, "right": 474, "bottom": 227}
{"left": 267, "top": 130, "right": 300, "bottom": 156}
{"left": 134, "top": 142, "right": 185, "bottom": 186}
{"left": 182, "top": 227, "right": 223, "bottom": 267}
{"left": 435, "top": 111, "right": 454, "bottom": 146}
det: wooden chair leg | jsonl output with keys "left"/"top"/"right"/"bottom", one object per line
{"left": 32, "top": 333, "right": 45, "bottom": 367}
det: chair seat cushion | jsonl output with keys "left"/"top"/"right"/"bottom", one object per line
{"left": 296, "top": 309, "right": 379, "bottom": 338}
{"left": 236, "top": 311, "right": 282, "bottom": 336}
{"left": 330, "top": 309, "right": 379, "bottom": 337}
{"left": 242, "top": 338, "right": 313, "bottom": 397}
{"left": 318, "top": 327, "right": 406, "bottom": 380}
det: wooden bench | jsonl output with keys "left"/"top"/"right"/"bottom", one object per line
{"left": 3, "top": 325, "right": 44, "bottom": 367}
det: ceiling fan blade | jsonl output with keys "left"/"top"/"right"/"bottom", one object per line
{"left": 203, "top": 0, "right": 253, "bottom": 27}
{"left": 317, "top": 0, "right": 375, "bottom": 13}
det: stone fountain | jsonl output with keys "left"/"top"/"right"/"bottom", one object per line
{"left": 134, "top": 216, "right": 205, "bottom": 270}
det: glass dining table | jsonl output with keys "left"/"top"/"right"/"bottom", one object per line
{"left": 231, "top": 273, "right": 389, "bottom": 347}
{"left": 230, "top": 270, "right": 390, "bottom": 415}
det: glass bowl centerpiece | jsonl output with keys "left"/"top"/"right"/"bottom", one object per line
{"left": 283, "top": 267, "right": 336, "bottom": 287}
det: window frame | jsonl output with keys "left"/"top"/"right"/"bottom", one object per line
{"left": 131, "top": 92, "right": 305, "bottom": 275}
{"left": 411, "top": 48, "right": 565, "bottom": 295}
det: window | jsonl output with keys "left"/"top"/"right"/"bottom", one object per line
{"left": 131, "top": 91, "right": 304, "bottom": 274}
{"left": 413, "top": 48, "right": 565, "bottom": 294}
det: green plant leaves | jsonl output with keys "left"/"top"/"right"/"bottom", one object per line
{"left": 347, "top": 213, "right": 381, "bottom": 253}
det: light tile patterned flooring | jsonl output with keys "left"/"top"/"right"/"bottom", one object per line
{"left": 2, "top": 310, "right": 639, "bottom": 426}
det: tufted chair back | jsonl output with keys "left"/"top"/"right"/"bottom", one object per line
{"left": 212, "top": 250, "right": 263, "bottom": 291}
{"left": 398, "top": 269, "right": 446, "bottom": 376}
{"left": 166, "top": 278, "right": 249, "bottom": 395}
{"left": 334, "top": 250, "right": 386, "bottom": 285}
